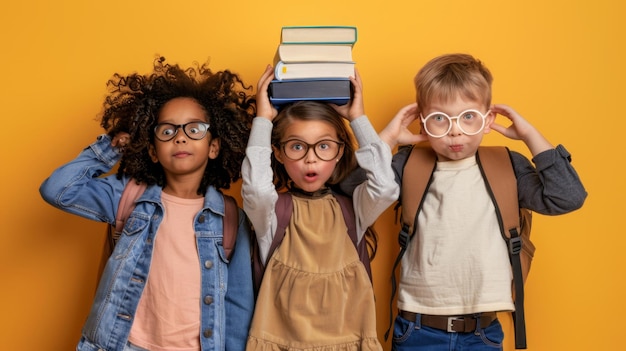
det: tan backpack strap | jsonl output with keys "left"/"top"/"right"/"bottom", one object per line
{"left": 385, "top": 145, "right": 437, "bottom": 341}
{"left": 400, "top": 145, "right": 437, "bottom": 235}
{"left": 476, "top": 146, "right": 529, "bottom": 349}
{"left": 222, "top": 194, "right": 239, "bottom": 261}
{"left": 476, "top": 147, "right": 520, "bottom": 239}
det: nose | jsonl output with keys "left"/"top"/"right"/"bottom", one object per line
{"left": 449, "top": 119, "right": 463, "bottom": 136}
{"left": 174, "top": 128, "right": 187, "bottom": 143}
{"left": 304, "top": 147, "right": 317, "bottom": 163}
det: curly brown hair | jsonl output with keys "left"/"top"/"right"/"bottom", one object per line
{"left": 100, "top": 56, "right": 255, "bottom": 194}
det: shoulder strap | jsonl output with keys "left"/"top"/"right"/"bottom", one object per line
{"left": 476, "top": 147, "right": 520, "bottom": 240}
{"left": 108, "top": 180, "right": 147, "bottom": 252}
{"left": 476, "top": 146, "right": 528, "bottom": 349}
{"left": 269, "top": 192, "right": 294, "bottom": 265}
{"left": 222, "top": 194, "right": 239, "bottom": 261}
{"left": 114, "top": 180, "right": 148, "bottom": 234}
{"left": 252, "top": 192, "right": 293, "bottom": 295}
{"left": 384, "top": 145, "right": 436, "bottom": 340}
{"left": 333, "top": 192, "right": 357, "bottom": 244}
{"left": 400, "top": 145, "right": 437, "bottom": 235}
{"left": 333, "top": 192, "right": 372, "bottom": 281}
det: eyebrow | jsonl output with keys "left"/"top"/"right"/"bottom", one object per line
{"left": 156, "top": 118, "right": 208, "bottom": 124}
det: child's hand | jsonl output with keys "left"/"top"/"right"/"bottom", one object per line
{"left": 490, "top": 104, "right": 553, "bottom": 155}
{"left": 112, "top": 132, "right": 130, "bottom": 150}
{"left": 256, "top": 65, "right": 278, "bottom": 121}
{"left": 379, "top": 102, "right": 427, "bottom": 148}
{"left": 331, "top": 69, "right": 364, "bottom": 121}
{"left": 489, "top": 104, "right": 536, "bottom": 140}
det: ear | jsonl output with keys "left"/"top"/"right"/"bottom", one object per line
{"left": 336, "top": 144, "right": 345, "bottom": 161}
{"left": 483, "top": 110, "right": 496, "bottom": 134}
{"left": 149, "top": 144, "right": 159, "bottom": 163}
{"left": 273, "top": 145, "right": 284, "bottom": 164}
{"left": 208, "top": 138, "right": 221, "bottom": 159}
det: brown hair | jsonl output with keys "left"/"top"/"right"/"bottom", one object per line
{"left": 271, "top": 101, "right": 378, "bottom": 260}
{"left": 414, "top": 53, "right": 493, "bottom": 116}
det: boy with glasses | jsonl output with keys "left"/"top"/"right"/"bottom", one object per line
{"left": 342, "top": 53, "right": 587, "bottom": 350}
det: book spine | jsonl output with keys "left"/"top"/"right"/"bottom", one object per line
{"left": 280, "top": 26, "right": 357, "bottom": 44}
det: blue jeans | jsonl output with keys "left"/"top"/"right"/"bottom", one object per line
{"left": 392, "top": 313, "right": 504, "bottom": 351}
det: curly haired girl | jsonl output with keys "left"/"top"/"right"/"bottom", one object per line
{"left": 40, "top": 57, "right": 256, "bottom": 351}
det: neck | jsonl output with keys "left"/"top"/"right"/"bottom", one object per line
{"left": 162, "top": 183, "right": 204, "bottom": 199}
{"left": 289, "top": 185, "right": 331, "bottom": 198}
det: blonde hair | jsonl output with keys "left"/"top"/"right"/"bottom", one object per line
{"left": 414, "top": 53, "right": 493, "bottom": 116}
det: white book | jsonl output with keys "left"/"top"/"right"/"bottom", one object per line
{"left": 281, "top": 26, "right": 357, "bottom": 45}
{"left": 274, "top": 61, "right": 355, "bottom": 80}
{"left": 275, "top": 44, "right": 353, "bottom": 63}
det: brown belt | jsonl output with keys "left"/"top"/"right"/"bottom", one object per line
{"left": 399, "top": 310, "right": 497, "bottom": 333}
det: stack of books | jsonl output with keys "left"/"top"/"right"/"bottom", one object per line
{"left": 269, "top": 25, "right": 357, "bottom": 107}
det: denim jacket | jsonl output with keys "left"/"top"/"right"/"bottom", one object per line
{"left": 40, "top": 135, "right": 254, "bottom": 351}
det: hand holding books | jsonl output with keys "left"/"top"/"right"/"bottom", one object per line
{"left": 256, "top": 65, "right": 278, "bottom": 121}
{"left": 330, "top": 70, "right": 364, "bottom": 122}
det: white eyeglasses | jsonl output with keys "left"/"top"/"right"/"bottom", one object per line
{"left": 420, "top": 109, "right": 489, "bottom": 138}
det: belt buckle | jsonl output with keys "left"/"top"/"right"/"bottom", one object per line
{"left": 447, "top": 316, "right": 461, "bottom": 332}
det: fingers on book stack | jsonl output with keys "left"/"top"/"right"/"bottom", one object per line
{"left": 269, "top": 26, "right": 357, "bottom": 107}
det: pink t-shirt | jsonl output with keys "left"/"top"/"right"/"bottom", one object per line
{"left": 128, "top": 192, "right": 203, "bottom": 351}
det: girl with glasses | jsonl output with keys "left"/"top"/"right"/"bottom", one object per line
{"left": 241, "top": 65, "right": 411, "bottom": 351}
{"left": 40, "top": 57, "right": 256, "bottom": 351}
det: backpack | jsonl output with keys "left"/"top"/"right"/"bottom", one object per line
{"left": 104, "top": 180, "right": 240, "bottom": 260}
{"left": 389, "top": 145, "right": 535, "bottom": 349}
{"left": 251, "top": 191, "right": 373, "bottom": 295}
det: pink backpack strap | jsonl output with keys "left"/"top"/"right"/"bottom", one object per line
{"left": 114, "top": 180, "right": 147, "bottom": 234}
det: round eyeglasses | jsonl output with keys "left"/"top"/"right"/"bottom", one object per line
{"left": 280, "top": 139, "right": 344, "bottom": 161}
{"left": 154, "top": 122, "right": 210, "bottom": 142}
{"left": 420, "top": 109, "right": 489, "bottom": 138}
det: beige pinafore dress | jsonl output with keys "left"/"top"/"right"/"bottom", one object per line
{"left": 246, "top": 192, "right": 382, "bottom": 351}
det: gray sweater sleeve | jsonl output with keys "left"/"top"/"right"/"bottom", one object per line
{"left": 513, "top": 144, "right": 587, "bottom": 215}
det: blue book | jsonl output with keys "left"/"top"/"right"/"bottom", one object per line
{"left": 268, "top": 78, "right": 351, "bottom": 107}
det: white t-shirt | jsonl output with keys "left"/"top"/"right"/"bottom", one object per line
{"left": 398, "top": 155, "right": 515, "bottom": 315}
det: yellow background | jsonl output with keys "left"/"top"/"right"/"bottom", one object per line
{"left": 1, "top": 0, "right": 621, "bottom": 350}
